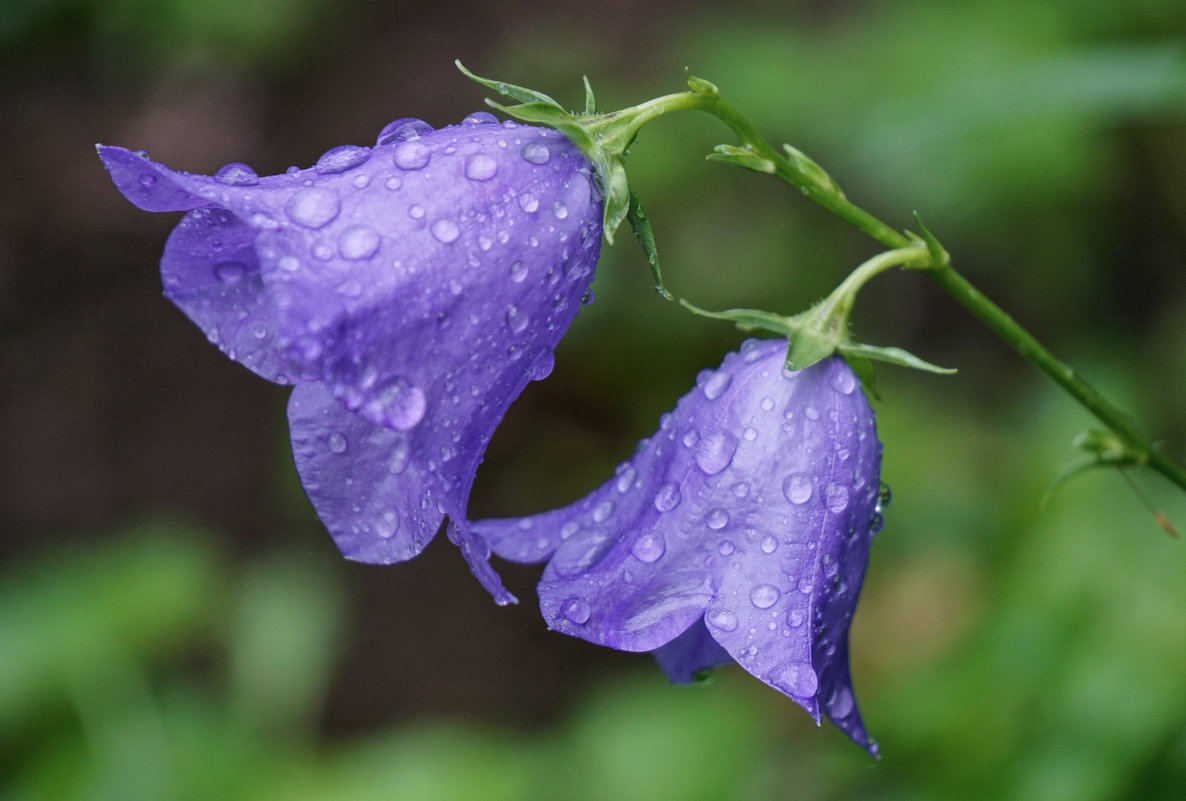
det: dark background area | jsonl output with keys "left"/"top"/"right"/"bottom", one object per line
{"left": 3, "top": 1, "right": 1186, "bottom": 799}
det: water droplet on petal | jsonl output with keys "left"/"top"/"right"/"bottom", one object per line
{"left": 389, "top": 440, "right": 410, "bottom": 474}
{"left": 694, "top": 431, "right": 739, "bottom": 476}
{"left": 504, "top": 305, "right": 529, "bottom": 334}
{"left": 615, "top": 466, "right": 637, "bottom": 494}
{"left": 375, "top": 511, "right": 399, "bottom": 538}
{"left": 214, "top": 260, "right": 246, "bottom": 284}
{"left": 643, "top": 481, "right": 680, "bottom": 515}
{"left": 464, "top": 153, "right": 499, "bottom": 181}
{"left": 327, "top": 433, "right": 348, "bottom": 453}
{"left": 560, "top": 597, "right": 591, "bottom": 625}
{"left": 521, "top": 142, "right": 550, "bottom": 164}
{"left": 592, "top": 500, "right": 614, "bottom": 523}
{"left": 430, "top": 218, "right": 460, "bottom": 243}
{"left": 631, "top": 532, "right": 666, "bottom": 563}
{"left": 827, "top": 685, "right": 854, "bottom": 718}
{"left": 682, "top": 429, "right": 699, "bottom": 448}
{"left": 393, "top": 140, "right": 431, "bottom": 170}
{"left": 285, "top": 187, "right": 340, "bottom": 229}
{"left": 517, "top": 193, "right": 539, "bottom": 213}
{"left": 782, "top": 474, "right": 813, "bottom": 504}
{"left": 706, "top": 508, "right": 730, "bottom": 530}
{"left": 316, "top": 144, "right": 371, "bottom": 174}
{"left": 779, "top": 662, "right": 818, "bottom": 697}
{"left": 559, "top": 521, "right": 580, "bottom": 540}
{"left": 702, "top": 371, "right": 732, "bottom": 400}
{"left": 461, "top": 111, "right": 498, "bottom": 126}
{"left": 707, "top": 609, "right": 738, "bottom": 632}
{"left": 717, "top": 540, "right": 735, "bottom": 556}
{"left": 750, "top": 584, "right": 781, "bottom": 609}
{"left": 552, "top": 201, "right": 568, "bottom": 219}
{"left": 760, "top": 396, "right": 775, "bottom": 412}
{"left": 787, "top": 609, "right": 804, "bottom": 628}
{"left": 338, "top": 225, "right": 381, "bottom": 260}
{"left": 832, "top": 367, "right": 857, "bottom": 394}
{"left": 385, "top": 176, "right": 403, "bottom": 191}
{"left": 509, "top": 261, "right": 528, "bottom": 282}
{"left": 825, "top": 484, "right": 850, "bottom": 513}
{"left": 138, "top": 173, "right": 157, "bottom": 186}
{"left": 214, "top": 162, "right": 259, "bottom": 186}
{"left": 363, "top": 377, "right": 427, "bottom": 430}
{"left": 377, "top": 118, "right": 433, "bottom": 146}
{"left": 876, "top": 481, "right": 892, "bottom": 511}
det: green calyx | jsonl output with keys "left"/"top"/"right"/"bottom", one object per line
{"left": 458, "top": 61, "right": 682, "bottom": 299}
{"left": 683, "top": 245, "right": 955, "bottom": 390}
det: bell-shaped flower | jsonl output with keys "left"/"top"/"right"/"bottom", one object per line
{"left": 98, "top": 114, "right": 603, "bottom": 604}
{"left": 474, "top": 340, "right": 883, "bottom": 751}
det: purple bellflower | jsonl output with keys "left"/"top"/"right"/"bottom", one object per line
{"left": 474, "top": 340, "right": 883, "bottom": 752}
{"left": 98, "top": 114, "right": 603, "bottom": 604}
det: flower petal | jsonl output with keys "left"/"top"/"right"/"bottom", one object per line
{"left": 287, "top": 382, "right": 441, "bottom": 564}
{"left": 473, "top": 341, "right": 882, "bottom": 752}
{"left": 652, "top": 618, "right": 733, "bottom": 683}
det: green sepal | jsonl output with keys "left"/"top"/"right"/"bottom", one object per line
{"left": 838, "top": 343, "right": 956, "bottom": 375}
{"left": 685, "top": 69, "right": 719, "bottom": 96}
{"left": 842, "top": 354, "right": 880, "bottom": 400}
{"left": 596, "top": 155, "right": 631, "bottom": 245}
{"left": 456, "top": 60, "right": 561, "bottom": 106}
{"left": 481, "top": 100, "right": 596, "bottom": 149}
{"left": 625, "top": 189, "right": 672, "bottom": 300}
{"left": 707, "top": 144, "right": 776, "bottom": 175}
{"left": 786, "top": 328, "right": 840, "bottom": 371}
{"left": 911, "top": 212, "right": 951, "bottom": 268}
{"left": 1072, "top": 429, "right": 1146, "bottom": 466}
{"left": 678, "top": 299, "right": 794, "bottom": 335}
{"left": 783, "top": 143, "right": 845, "bottom": 199}
{"left": 583, "top": 75, "right": 597, "bottom": 114}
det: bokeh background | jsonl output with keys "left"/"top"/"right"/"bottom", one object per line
{"left": 4, "top": 0, "right": 1186, "bottom": 798}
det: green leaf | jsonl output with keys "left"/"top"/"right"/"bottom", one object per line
{"left": 786, "top": 330, "right": 838, "bottom": 371}
{"left": 782, "top": 143, "right": 845, "bottom": 198}
{"left": 456, "top": 60, "right": 561, "bottom": 107}
{"left": 600, "top": 158, "right": 631, "bottom": 245}
{"left": 706, "top": 143, "right": 776, "bottom": 174}
{"left": 625, "top": 189, "right": 672, "bottom": 300}
{"left": 678, "top": 299, "right": 794, "bottom": 335}
{"left": 839, "top": 342, "right": 957, "bottom": 374}
{"left": 685, "top": 70, "right": 720, "bottom": 96}
{"left": 912, "top": 212, "right": 951, "bottom": 268}
{"left": 583, "top": 75, "right": 597, "bottom": 114}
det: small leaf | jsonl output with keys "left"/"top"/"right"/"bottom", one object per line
{"left": 842, "top": 354, "right": 880, "bottom": 400}
{"left": 707, "top": 144, "right": 776, "bottom": 175}
{"left": 625, "top": 189, "right": 671, "bottom": 300}
{"left": 839, "top": 343, "right": 957, "bottom": 375}
{"left": 782, "top": 143, "right": 845, "bottom": 198}
{"left": 456, "top": 60, "right": 562, "bottom": 107}
{"left": 685, "top": 70, "right": 719, "bottom": 96}
{"left": 678, "top": 299, "right": 794, "bottom": 335}
{"left": 786, "top": 329, "right": 838, "bottom": 371}
{"left": 911, "top": 212, "right": 951, "bottom": 268}
{"left": 598, "top": 157, "right": 631, "bottom": 245}
{"left": 583, "top": 75, "right": 597, "bottom": 114}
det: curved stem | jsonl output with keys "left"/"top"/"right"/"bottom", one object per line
{"left": 620, "top": 90, "right": 1186, "bottom": 494}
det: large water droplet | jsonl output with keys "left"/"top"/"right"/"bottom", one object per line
{"left": 831, "top": 366, "right": 857, "bottom": 395}
{"left": 529, "top": 350, "right": 555, "bottom": 381}
{"left": 214, "top": 162, "right": 259, "bottom": 186}
{"left": 393, "top": 140, "right": 431, "bottom": 170}
{"left": 505, "top": 305, "right": 528, "bottom": 334}
{"left": 363, "top": 377, "right": 427, "bottom": 430}
{"left": 338, "top": 225, "right": 381, "bottom": 260}
{"left": 787, "top": 609, "right": 804, "bottom": 628}
{"left": 377, "top": 118, "right": 433, "bottom": 146}
{"left": 827, "top": 685, "right": 854, "bottom": 718}
{"left": 782, "top": 474, "right": 813, "bottom": 504}
{"left": 375, "top": 511, "right": 399, "bottom": 539}
{"left": 694, "top": 431, "right": 739, "bottom": 476}
{"left": 760, "top": 535, "right": 779, "bottom": 554}
{"left": 825, "top": 484, "right": 850, "bottom": 513}
{"left": 464, "top": 153, "right": 498, "bottom": 181}
{"left": 520, "top": 142, "right": 550, "bottom": 164}
{"left": 316, "top": 145, "right": 371, "bottom": 174}
{"left": 750, "top": 584, "right": 781, "bottom": 609}
{"left": 560, "top": 597, "right": 591, "bottom": 625}
{"left": 592, "top": 500, "right": 614, "bottom": 523}
{"left": 214, "top": 260, "right": 246, "bottom": 284}
{"left": 461, "top": 111, "right": 498, "bottom": 126}
{"left": 552, "top": 531, "right": 613, "bottom": 578}
{"left": 517, "top": 193, "right": 539, "bottom": 213}
{"left": 631, "top": 532, "right": 666, "bottom": 563}
{"left": 706, "top": 508, "right": 730, "bottom": 530}
{"left": 430, "top": 218, "right": 460, "bottom": 243}
{"left": 779, "top": 662, "right": 818, "bottom": 697}
{"left": 285, "top": 187, "right": 340, "bottom": 229}
{"left": 327, "top": 433, "right": 348, "bottom": 454}
{"left": 702, "top": 371, "right": 732, "bottom": 400}
{"left": 653, "top": 482, "right": 681, "bottom": 512}
{"left": 707, "top": 608, "right": 738, "bottom": 632}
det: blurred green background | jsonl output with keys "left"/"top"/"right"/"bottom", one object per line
{"left": 3, "top": 0, "right": 1186, "bottom": 798}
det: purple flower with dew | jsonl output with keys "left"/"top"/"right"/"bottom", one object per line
{"left": 98, "top": 113, "right": 603, "bottom": 604}
{"left": 474, "top": 340, "right": 883, "bottom": 752}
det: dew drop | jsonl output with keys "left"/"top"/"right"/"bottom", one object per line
{"left": 392, "top": 140, "right": 431, "bottom": 170}
{"left": 560, "top": 597, "right": 591, "bottom": 625}
{"left": 214, "top": 162, "right": 259, "bottom": 186}
{"left": 385, "top": 176, "right": 403, "bottom": 191}
{"left": 825, "top": 484, "right": 850, "bottom": 513}
{"left": 388, "top": 440, "right": 410, "bottom": 474}
{"left": 682, "top": 429, "right": 700, "bottom": 448}
{"left": 787, "top": 609, "right": 804, "bottom": 628}
{"left": 827, "top": 685, "right": 854, "bottom": 718}
{"left": 316, "top": 144, "right": 370, "bottom": 174}
{"left": 782, "top": 474, "right": 813, "bottom": 504}
{"left": 615, "top": 466, "right": 637, "bottom": 494}
{"left": 717, "top": 540, "right": 735, "bottom": 556}
{"left": 520, "top": 141, "right": 550, "bottom": 164}
{"left": 731, "top": 481, "right": 750, "bottom": 498}
{"left": 592, "top": 500, "right": 614, "bottom": 523}
{"left": 327, "top": 433, "right": 348, "bottom": 454}
{"left": 377, "top": 118, "right": 433, "bottom": 146}
{"left": 214, "top": 260, "right": 246, "bottom": 284}
{"left": 364, "top": 377, "right": 427, "bottom": 430}
{"left": 631, "top": 532, "right": 666, "bottom": 563}
{"left": 694, "top": 431, "right": 739, "bottom": 476}
{"left": 505, "top": 305, "right": 528, "bottom": 334}
{"left": 338, "top": 225, "right": 381, "bottom": 260}
{"left": 702, "top": 371, "right": 732, "bottom": 400}
{"left": 430, "top": 218, "right": 460, "bottom": 243}
{"left": 760, "top": 535, "right": 778, "bottom": 554}
{"left": 653, "top": 482, "right": 681, "bottom": 512}
{"left": 464, "top": 153, "right": 499, "bottom": 181}
{"left": 559, "top": 521, "right": 580, "bottom": 540}
{"left": 552, "top": 201, "right": 568, "bottom": 219}
{"left": 517, "top": 193, "right": 539, "bottom": 213}
{"left": 509, "top": 261, "right": 528, "bottom": 282}
{"left": 375, "top": 511, "right": 399, "bottom": 539}
{"left": 461, "top": 111, "right": 498, "bottom": 126}
{"left": 706, "top": 508, "right": 730, "bottom": 530}
{"left": 780, "top": 662, "right": 819, "bottom": 697}
{"left": 707, "top": 609, "right": 738, "bottom": 632}
{"left": 750, "top": 584, "right": 781, "bottom": 609}
{"left": 831, "top": 366, "right": 857, "bottom": 395}
{"left": 760, "top": 396, "right": 775, "bottom": 412}
{"left": 285, "top": 187, "right": 340, "bottom": 229}
{"left": 743, "top": 426, "right": 758, "bottom": 441}
{"left": 876, "top": 481, "right": 892, "bottom": 511}
{"left": 529, "top": 350, "right": 555, "bottom": 381}
{"left": 138, "top": 173, "right": 157, "bottom": 186}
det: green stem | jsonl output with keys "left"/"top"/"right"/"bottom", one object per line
{"left": 620, "top": 90, "right": 1186, "bottom": 494}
